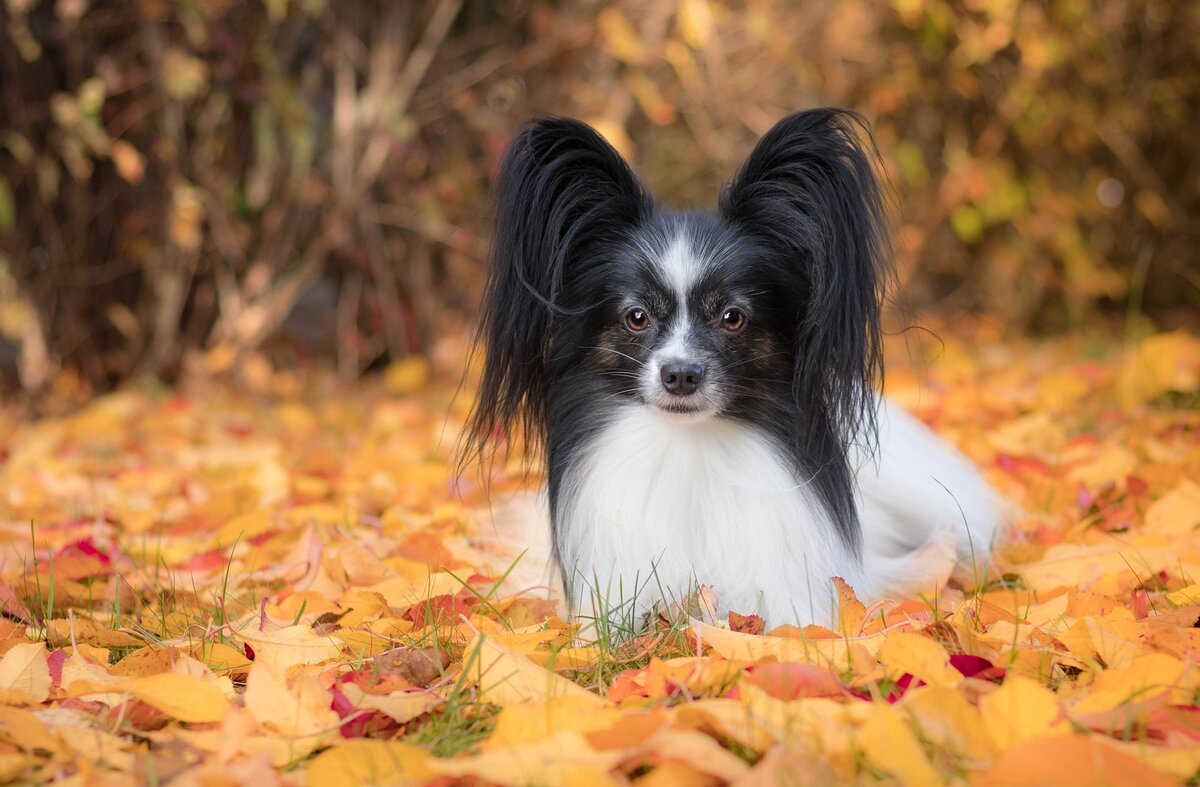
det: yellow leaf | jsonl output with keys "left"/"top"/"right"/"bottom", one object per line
{"left": 833, "top": 577, "right": 867, "bottom": 636}
{"left": 486, "top": 697, "right": 623, "bottom": 749}
{"left": 0, "top": 642, "right": 50, "bottom": 703}
{"left": 690, "top": 617, "right": 886, "bottom": 669}
{"left": 1165, "top": 584, "right": 1200, "bottom": 605}
{"left": 597, "top": 7, "right": 645, "bottom": 64}
{"left": 1058, "top": 611, "right": 1141, "bottom": 669}
{"left": 126, "top": 673, "right": 230, "bottom": 723}
{"left": 1072, "top": 653, "right": 1193, "bottom": 713}
{"left": 484, "top": 629, "right": 561, "bottom": 654}
{"left": 61, "top": 652, "right": 127, "bottom": 706}
{"left": 464, "top": 631, "right": 604, "bottom": 706}
{"left": 383, "top": 357, "right": 431, "bottom": 395}
{"left": 433, "top": 730, "right": 626, "bottom": 786}
{"left": 529, "top": 646, "right": 600, "bottom": 672}
{"left": 859, "top": 703, "right": 944, "bottom": 787}
{"left": 217, "top": 510, "right": 274, "bottom": 545}
{"left": 44, "top": 618, "right": 142, "bottom": 648}
{"left": 738, "top": 683, "right": 870, "bottom": 753}
{"left": 1066, "top": 444, "right": 1138, "bottom": 488}
{"left": 987, "top": 411, "right": 1067, "bottom": 457}
{"left": 1101, "top": 738, "right": 1200, "bottom": 782}
{"left": 305, "top": 740, "right": 434, "bottom": 787}
{"left": 1144, "top": 480, "right": 1200, "bottom": 535}
{"left": 1016, "top": 542, "right": 1176, "bottom": 595}
{"left": 338, "top": 682, "right": 440, "bottom": 724}
{"left": 363, "top": 572, "right": 466, "bottom": 609}
{"left": 110, "top": 646, "right": 177, "bottom": 678}
{"left": 244, "top": 661, "right": 339, "bottom": 738}
{"left": 0, "top": 706, "right": 62, "bottom": 754}
{"left": 877, "top": 632, "right": 960, "bottom": 686}
{"left": 649, "top": 728, "right": 750, "bottom": 781}
{"left": 1034, "top": 369, "right": 1092, "bottom": 411}
{"left": 671, "top": 699, "right": 776, "bottom": 752}
{"left": 980, "top": 675, "right": 1066, "bottom": 751}
{"left": 234, "top": 622, "right": 345, "bottom": 673}
{"left": 46, "top": 721, "right": 133, "bottom": 770}
{"left": 902, "top": 686, "right": 998, "bottom": 763}
{"left": 191, "top": 642, "right": 254, "bottom": 674}
{"left": 1117, "top": 331, "right": 1200, "bottom": 406}
{"left": 677, "top": 0, "right": 715, "bottom": 48}
{"left": 72, "top": 643, "right": 111, "bottom": 665}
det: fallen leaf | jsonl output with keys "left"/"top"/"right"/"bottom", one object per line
{"left": 0, "top": 642, "right": 50, "bottom": 703}
{"left": 1144, "top": 480, "right": 1200, "bottom": 535}
{"left": 337, "top": 682, "right": 439, "bottom": 725}
{"left": 974, "top": 734, "right": 1177, "bottom": 787}
{"left": 878, "top": 632, "right": 961, "bottom": 687}
{"left": 859, "top": 703, "right": 944, "bottom": 787}
{"left": 125, "top": 673, "right": 230, "bottom": 723}
{"left": 979, "top": 675, "right": 1066, "bottom": 751}
{"left": 244, "top": 661, "right": 339, "bottom": 739}
{"left": 692, "top": 617, "right": 887, "bottom": 669}
{"left": 432, "top": 730, "right": 626, "bottom": 785}
{"left": 487, "top": 696, "right": 624, "bottom": 749}
{"left": 832, "top": 577, "right": 867, "bottom": 636}
{"left": 464, "top": 630, "right": 605, "bottom": 706}
{"left": 305, "top": 739, "right": 434, "bottom": 786}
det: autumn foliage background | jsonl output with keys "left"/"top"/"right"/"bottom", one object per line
{"left": 0, "top": 0, "right": 1197, "bottom": 393}
{"left": 2, "top": 2, "right": 1200, "bottom": 786}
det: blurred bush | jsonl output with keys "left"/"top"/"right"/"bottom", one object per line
{"left": 0, "top": 0, "right": 1196, "bottom": 393}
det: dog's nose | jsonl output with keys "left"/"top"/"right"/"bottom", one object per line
{"left": 660, "top": 362, "right": 705, "bottom": 395}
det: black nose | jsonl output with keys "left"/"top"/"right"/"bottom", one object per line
{"left": 660, "top": 362, "right": 705, "bottom": 395}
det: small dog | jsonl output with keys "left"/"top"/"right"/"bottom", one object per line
{"left": 465, "top": 109, "right": 1002, "bottom": 627}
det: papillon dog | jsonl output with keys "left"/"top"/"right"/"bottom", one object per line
{"left": 464, "top": 109, "right": 1002, "bottom": 628}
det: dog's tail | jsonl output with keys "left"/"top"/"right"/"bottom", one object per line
{"left": 855, "top": 399, "right": 1006, "bottom": 600}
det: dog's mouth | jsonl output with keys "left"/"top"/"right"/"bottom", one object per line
{"left": 656, "top": 401, "right": 705, "bottom": 414}
{"left": 638, "top": 375, "right": 724, "bottom": 420}
{"left": 649, "top": 399, "right": 719, "bottom": 421}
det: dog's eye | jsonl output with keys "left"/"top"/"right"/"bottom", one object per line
{"left": 624, "top": 307, "right": 651, "bottom": 332}
{"left": 720, "top": 307, "right": 746, "bottom": 332}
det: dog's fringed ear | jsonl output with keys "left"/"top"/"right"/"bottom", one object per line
{"left": 464, "top": 118, "right": 651, "bottom": 469}
{"left": 720, "top": 109, "right": 891, "bottom": 457}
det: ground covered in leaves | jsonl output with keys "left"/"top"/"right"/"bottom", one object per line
{"left": 2, "top": 328, "right": 1200, "bottom": 786}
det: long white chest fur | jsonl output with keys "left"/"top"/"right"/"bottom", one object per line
{"left": 555, "top": 406, "right": 870, "bottom": 626}
{"left": 548, "top": 399, "right": 1001, "bottom": 628}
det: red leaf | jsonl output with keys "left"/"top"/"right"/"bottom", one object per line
{"left": 57, "top": 538, "right": 112, "bottom": 565}
{"left": 1132, "top": 589, "right": 1150, "bottom": 620}
{"left": 949, "top": 654, "right": 1005, "bottom": 681}
{"left": 47, "top": 649, "right": 67, "bottom": 687}
{"left": 744, "top": 662, "right": 843, "bottom": 700}
{"left": 402, "top": 595, "right": 477, "bottom": 629}
{"left": 728, "top": 611, "right": 765, "bottom": 635}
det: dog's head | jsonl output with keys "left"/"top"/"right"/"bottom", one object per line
{"left": 464, "top": 110, "right": 891, "bottom": 495}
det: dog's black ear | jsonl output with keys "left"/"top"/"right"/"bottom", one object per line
{"left": 720, "top": 109, "right": 891, "bottom": 457}
{"left": 720, "top": 109, "right": 891, "bottom": 544}
{"left": 464, "top": 118, "right": 651, "bottom": 469}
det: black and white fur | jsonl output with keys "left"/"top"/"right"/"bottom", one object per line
{"left": 464, "top": 109, "right": 1001, "bottom": 627}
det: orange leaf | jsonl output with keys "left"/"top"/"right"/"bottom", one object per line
{"left": 974, "top": 735, "right": 1176, "bottom": 787}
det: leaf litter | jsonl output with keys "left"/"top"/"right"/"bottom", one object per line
{"left": 1, "top": 329, "right": 1199, "bottom": 785}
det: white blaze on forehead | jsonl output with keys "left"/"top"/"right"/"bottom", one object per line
{"left": 654, "top": 233, "right": 703, "bottom": 358}
{"left": 656, "top": 233, "right": 702, "bottom": 306}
